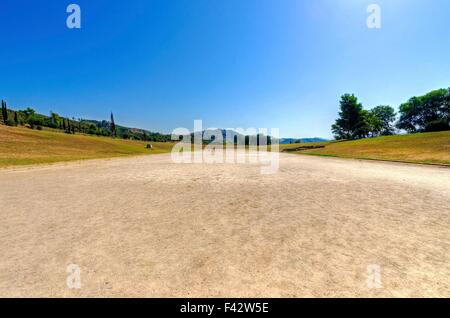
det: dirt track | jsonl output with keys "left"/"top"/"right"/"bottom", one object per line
{"left": 0, "top": 152, "right": 449, "bottom": 297}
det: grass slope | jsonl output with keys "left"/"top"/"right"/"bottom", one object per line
{"left": 0, "top": 125, "right": 174, "bottom": 167}
{"left": 280, "top": 131, "right": 450, "bottom": 165}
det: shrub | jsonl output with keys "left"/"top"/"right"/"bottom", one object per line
{"left": 6, "top": 118, "right": 17, "bottom": 126}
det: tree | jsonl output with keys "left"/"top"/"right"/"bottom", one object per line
{"left": 370, "top": 105, "right": 396, "bottom": 136}
{"left": 22, "top": 107, "right": 35, "bottom": 118}
{"left": 27, "top": 113, "right": 44, "bottom": 128}
{"left": 331, "top": 94, "right": 366, "bottom": 140}
{"left": 110, "top": 112, "right": 117, "bottom": 137}
{"left": 397, "top": 88, "right": 450, "bottom": 132}
{"left": 358, "top": 110, "right": 375, "bottom": 138}
{"left": 14, "top": 112, "right": 19, "bottom": 126}
{"left": 20, "top": 107, "right": 36, "bottom": 126}
{"left": 1, "top": 100, "right": 8, "bottom": 124}
{"left": 50, "top": 112, "right": 61, "bottom": 128}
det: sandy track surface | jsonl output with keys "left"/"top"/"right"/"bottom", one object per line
{"left": 0, "top": 152, "right": 449, "bottom": 297}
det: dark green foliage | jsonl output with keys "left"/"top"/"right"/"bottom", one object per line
{"left": 110, "top": 112, "right": 117, "bottom": 137}
{"left": 370, "top": 105, "right": 396, "bottom": 136}
{"left": 6, "top": 118, "right": 16, "bottom": 126}
{"left": 332, "top": 94, "right": 366, "bottom": 140}
{"left": 397, "top": 88, "right": 450, "bottom": 132}
{"left": 332, "top": 95, "right": 397, "bottom": 140}
{"left": 0, "top": 99, "right": 172, "bottom": 142}
{"left": 22, "top": 107, "right": 35, "bottom": 118}
{"left": 48, "top": 112, "right": 61, "bottom": 129}
{"left": 27, "top": 113, "right": 45, "bottom": 128}
{"left": 1, "top": 100, "right": 8, "bottom": 123}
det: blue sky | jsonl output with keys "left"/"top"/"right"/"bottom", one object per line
{"left": 1, "top": 0, "right": 450, "bottom": 138}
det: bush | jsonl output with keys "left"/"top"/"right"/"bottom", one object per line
{"left": 424, "top": 119, "right": 450, "bottom": 132}
{"left": 27, "top": 114, "right": 45, "bottom": 127}
{"left": 5, "top": 119, "right": 17, "bottom": 126}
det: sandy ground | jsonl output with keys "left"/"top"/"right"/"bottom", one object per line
{"left": 0, "top": 152, "right": 449, "bottom": 298}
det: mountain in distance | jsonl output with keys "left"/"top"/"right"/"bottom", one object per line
{"left": 279, "top": 137, "right": 329, "bottom": 144}
{"left": 198, "top": 130, "right": 330, "bottom": 145}
{"left": 2, "top": 103, "right": 330, "bottom": 145}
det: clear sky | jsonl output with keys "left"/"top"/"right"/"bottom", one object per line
{"left": 1, "top": 0, "right": 450, "bottom": 138}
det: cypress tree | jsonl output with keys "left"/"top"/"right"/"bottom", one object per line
{"left": 4, "top": 101, "right": 8, "bottom": 122}
{"left": 14, "top": 112, "right": 19, "bottom": 125}
{"left": 110, "top": 112, "right": 116, "bottom": 137}
{"left": 1, "top": 100, "right": 8, "bottom": 123}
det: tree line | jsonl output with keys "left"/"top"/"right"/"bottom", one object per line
{"left": 0, "top": 100, "right": 172, "bottom": 142}
{"left": 332, "top": 88, "right": 450, "bottom": 140}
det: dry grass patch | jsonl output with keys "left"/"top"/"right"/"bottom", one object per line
{"left": 0, "top": 124, "right": 175, "bottom": 167}
{"left": 280, "top": 131, "right": 450, "bottom": 165}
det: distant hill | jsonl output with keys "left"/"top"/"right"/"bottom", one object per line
{"left": 1, "top": 101, "right": 329, "bottom": 145}
{"left": 198, "top": 130, "right": 329, "bottom": 145}
{"left": 280, "top": 137, "right": 329, "bottom": 144}
{"left": 0, "top": 104, "right": 172, "bottom": 142}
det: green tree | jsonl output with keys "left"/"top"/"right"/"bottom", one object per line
{"left": 1, "top": 100, "right": 9, "bottom": 123}
{"left": 27, "top": 113, "right": 44, "bottom": 128}
{"left": 397, "top": 88, "right": 450, "bottom": 132}
{"left": 22, "top": 107, "right": 35, "bottom": 118}
{"left": 358, "top": 110, "right": 375, "bottom": 138}
{"left": 50, "top": 112, "right": 61, "bottom": 128}
{"left": 331, "top": 94, "right": 366, "bottom": 140}
{"left": 110, "top": 112, "right": 117, "bottom": 137}
{"left": 370, "top": 106, "right": 396, "bottom": 136}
